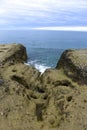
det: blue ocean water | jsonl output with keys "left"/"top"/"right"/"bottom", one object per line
{"left": 0, "top": 30, "right": 87, "bottom": 72}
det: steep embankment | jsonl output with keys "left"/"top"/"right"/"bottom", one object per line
{"left": 0, "top": 43, "right": 87, "bottom": 130}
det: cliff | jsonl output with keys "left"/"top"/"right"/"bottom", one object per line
{"left": 56, "top": 49, "right": 87, "bottom": 84}
{"left": 0, "top": 43, "right": 27, "bottom": 65}
{"left": 0, "top": 43, "right": 87, "bottom": 130}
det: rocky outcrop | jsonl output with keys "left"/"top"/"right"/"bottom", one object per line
{"left": 0, "top": 44, "right": 87, "bottom": 130}
{"left": 56, "top": 49, "right": 87, "bottom": 84}
{"left": 0, "top": 43, "right": 27, "bottom": 66}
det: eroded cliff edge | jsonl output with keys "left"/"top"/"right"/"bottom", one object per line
{"left": 0, "top": 43, "right": 87, "bottom": 130}
{"left": 56, "top": 49, "right": 87, "bottom": 84}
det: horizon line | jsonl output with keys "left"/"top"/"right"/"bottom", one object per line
{"left": 32, "top": 26, "right": 87, "bottom": 32}
{"left": 1, "top": 26, "right": 87, "bottom": 31}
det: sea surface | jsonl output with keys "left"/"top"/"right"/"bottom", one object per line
{"left": 0, "top": 30, "right": 87, "bottom": 73}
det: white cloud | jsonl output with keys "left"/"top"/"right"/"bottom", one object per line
{"left": 1, "top": 0, "right": 87, "bottom": 14}
{"left": 0, "top": 0, "right": 87, "bottom": 28}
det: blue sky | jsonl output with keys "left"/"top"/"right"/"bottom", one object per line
{"left": 0, "top": 0, "right": 87, "bottom": 30}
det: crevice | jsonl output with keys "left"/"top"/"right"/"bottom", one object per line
{"left": 67, "top": 96, "right": 72, "bottom": 102}
{"left": 36, "top": 103, "right": 45, "bottom": 121}
{"left": 11, "top": 75, "right": 29, "bottom": 89}
{"left": 53, "top": 80, "right": 75, "bottom": 88}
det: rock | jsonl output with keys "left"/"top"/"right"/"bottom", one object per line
{"left": 0, "top": 43, "right": 27, "bottom": 66}
{"left": 0, "top": 79, "right": 4, "bottom": 85}
{"left": 56, "top": 49, "right": 87, "bottom": 84}
{"left": 0, "top": 44, "right": 87, "bottom": 130}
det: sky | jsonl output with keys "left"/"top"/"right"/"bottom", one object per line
{"left": 0, "top": 0, "right": 87, "bottom": 30}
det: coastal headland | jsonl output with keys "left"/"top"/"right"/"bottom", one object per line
{"left": 0, "top": 43, "right": 87, "bottom": 130}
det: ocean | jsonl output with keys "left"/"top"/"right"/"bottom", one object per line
{"left": 0, "top": 30, "right": 87, "bottom": 73}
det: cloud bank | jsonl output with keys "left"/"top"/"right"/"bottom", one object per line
{"left": 0, "top": 0, "right": 87, "bottom": 29}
